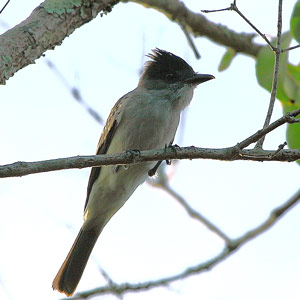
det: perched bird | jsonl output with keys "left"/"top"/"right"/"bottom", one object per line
{"left": 52, "top": 48, "right": 214, "bottom": 296}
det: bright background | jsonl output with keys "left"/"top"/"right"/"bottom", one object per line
{"left": 0, "top": 1, "right": 299, "bottom": 300}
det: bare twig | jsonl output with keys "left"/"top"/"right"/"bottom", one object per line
{"left": 70, "top": 188, "right": 300, "bottom": 299}
{"left": 234, "top": 187, "right": 300, "bottom": 244}
{"left": 180, "top": 25, "right": 201, "bottom": 59}
{"left": 281, "top": 44, "right": 300, "bottom": 53}
{"left": 287, "top": 117, "right": 300, "bottom": 123}
{"left": 268, "top": 141, "right": 287, "bottom": 158}
{"left": 97, "top": 266, "right": 114, "bottom": 287}
{"left": 96, "top": 266, "right": 123, "bottom": 299}
{"left": 153, "top": 179, "right": 231, "bottom": 243}
{"left": 0, "top": 0, "right": 10, "bottom": 15}
{"left": 235, "top": 107, "right": 300, "bottom": 149}
{"left": 202, "top": 0, "right": 275, "bottom": 50}
{"left": 201, "top": 7, "right": 231, "bottom": 13}
{"left": 255, "top": 0, "right": 283, "bottom": 149}
{"left": 148, "top": 165, "right": 230, "bottom": 242}
{"left": 45, "top": 59, "right": 104, "bottom": 124}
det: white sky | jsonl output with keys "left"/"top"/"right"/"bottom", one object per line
{"left": 0, "top": 1, "right": 299, "bottom": 300}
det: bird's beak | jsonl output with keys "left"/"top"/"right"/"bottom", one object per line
{"left": 184, "top": 73, "right": 215, "bottom": 85}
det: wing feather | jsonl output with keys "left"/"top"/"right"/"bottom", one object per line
{"left": 84, "top": 94, "right": 126, "bottom": 211}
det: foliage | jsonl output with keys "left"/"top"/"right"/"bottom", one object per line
{"left": 218, "top": 47, "right": 236, "bottom": 71}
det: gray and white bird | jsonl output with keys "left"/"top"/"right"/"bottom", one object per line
{"left": 52, "top": 48, "right": 214, "bottom": 296}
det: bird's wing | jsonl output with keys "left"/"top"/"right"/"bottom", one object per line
{"left": 84, "top": 94, "right": 127, "bottom": 211}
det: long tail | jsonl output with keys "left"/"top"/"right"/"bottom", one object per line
{"left": 52, "top": 226, "right": 101, "bottom": 296}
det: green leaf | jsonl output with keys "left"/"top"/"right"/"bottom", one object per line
{"left": 286, "top": 115, "right": 300, "bottom": 150}
{"left": 284, "top": 64, "right": 300, "bottom": 102}
{"left": 218, "top": 48, "right": 236, "bottom": 72}
{"left": 282, "top": 64, "right": 300, "bottom": 158}
{"left": 287, "top": 63, "right": 300, "bottom": 83}
{"left": 255, "top": 32, "right": 292, "bottom": 103}
{"left": 284, "top": 103, "right": 300, "bottom": 165}
{"left": 290, "top": 1, "right": 300, "bottom": 43}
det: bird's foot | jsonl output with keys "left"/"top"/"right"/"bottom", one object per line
{"left": 165, "top": 144, "right": 181, "bottom": 165}
{"left": 125, "top": 149, "right": 141, "bottom": 160}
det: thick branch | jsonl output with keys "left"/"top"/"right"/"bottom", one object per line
{"left": 127, "top": 0, "right": 262, "bottom": 57}
{"left": 1, "top": 108, "right": 300, "bottom": 178}
{"left": 0, "top": 0, "right": 263, "bottom": 84}
{"left": 1, "top": 148, "right": 300, "bottom": 178}
{"left": 0, "top": 0, "right": 119, "bottom": 85}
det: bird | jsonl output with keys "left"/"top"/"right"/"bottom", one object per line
{"left": 52, "top": 48, "right": 214, "bottom": 296}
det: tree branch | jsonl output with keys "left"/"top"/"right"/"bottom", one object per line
{"left": 1, "top": 107, "right": 300, "bottom": 178}
{"left": 0, "top": 0, "right": 119, "bottom": 85}
{"left": 0, "top": 0, "right": 265, "bottom": 84}
{"left": 126, "top": 0, "right": 262, "bottom": 57}
{"left": 1, "top": 147, "right": 299, "bottom": 178}
{"left": 69, "top": 187, "right": 300, "bottom": 299}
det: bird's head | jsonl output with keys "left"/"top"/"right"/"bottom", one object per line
{"left": 138, "top": 48, "right": 214, "bottom": 109}
{"left": 139, "top": 48, "right": 214, "bottom": 89}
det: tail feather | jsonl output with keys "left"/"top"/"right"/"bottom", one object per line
{"left": 52, "top": 226, "right": 100, "bottom": 296}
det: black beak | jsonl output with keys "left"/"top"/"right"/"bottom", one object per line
{"left": 184, "top": 73, "right": 215, "bottom": 85}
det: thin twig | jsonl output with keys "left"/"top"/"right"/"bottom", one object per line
{"left": 96, "top": 266, "right": 122, "bottom": 299}
{"left": 236, "top": 107, "right": 300, "bottom": 149}
{"left": 97, "top": 266, "right": 115, "bottom": 287}
{"left": 255, "top": 0, "right": 283, "bottom": 149}
{"left": 230, "top": 1, "right": 275, "bottom": 50}
{"left": 268, "top": 141, "right": 287, "bottom": 158}
{"left": 201, "top": 7, "right": 231, "bottom": 13}
{"left": 235, "top": 187, "right": 300, "bottom": 244}
{"left": 202, "top": 0, "right": 275, "bottom": 50}
{"left": 181, "top": 25, "right": 201, "bottom": 59}
{"left": 160, "top": 183, "right": 231, "bottom": 243}
{"left": 70, "top": 188, "right": 300, "bottom": 299}
{"left": 286, "top": 117, "right": 300, "bottom": 123}
{"left": 148, "top": 167, "right": 231, "bottom": 242}
{"left": 281, "top": 44, "right": 300, "bottom": 53}
{"left": 0, "top": 0, "right": 10, "bottom": 14}
{"left": 45, "top": 59, "right": 104, "bottom": 124}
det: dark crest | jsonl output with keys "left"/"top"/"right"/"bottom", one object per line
{"left": 143, "top": 48, "right": 194, "bottom": 83}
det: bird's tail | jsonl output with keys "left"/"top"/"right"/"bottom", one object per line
{"left": 52, "top": 225, "right": 101, "bottom": 296}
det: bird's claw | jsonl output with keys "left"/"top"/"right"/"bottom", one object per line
{"left": 125, "top": 149, "right": 141, "bottom": 160}
{"left": 164, "top": 144, "right": 181, "bottom": 165}
{"left": 167, "top": 144, "right": 181, "bottom": 154}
